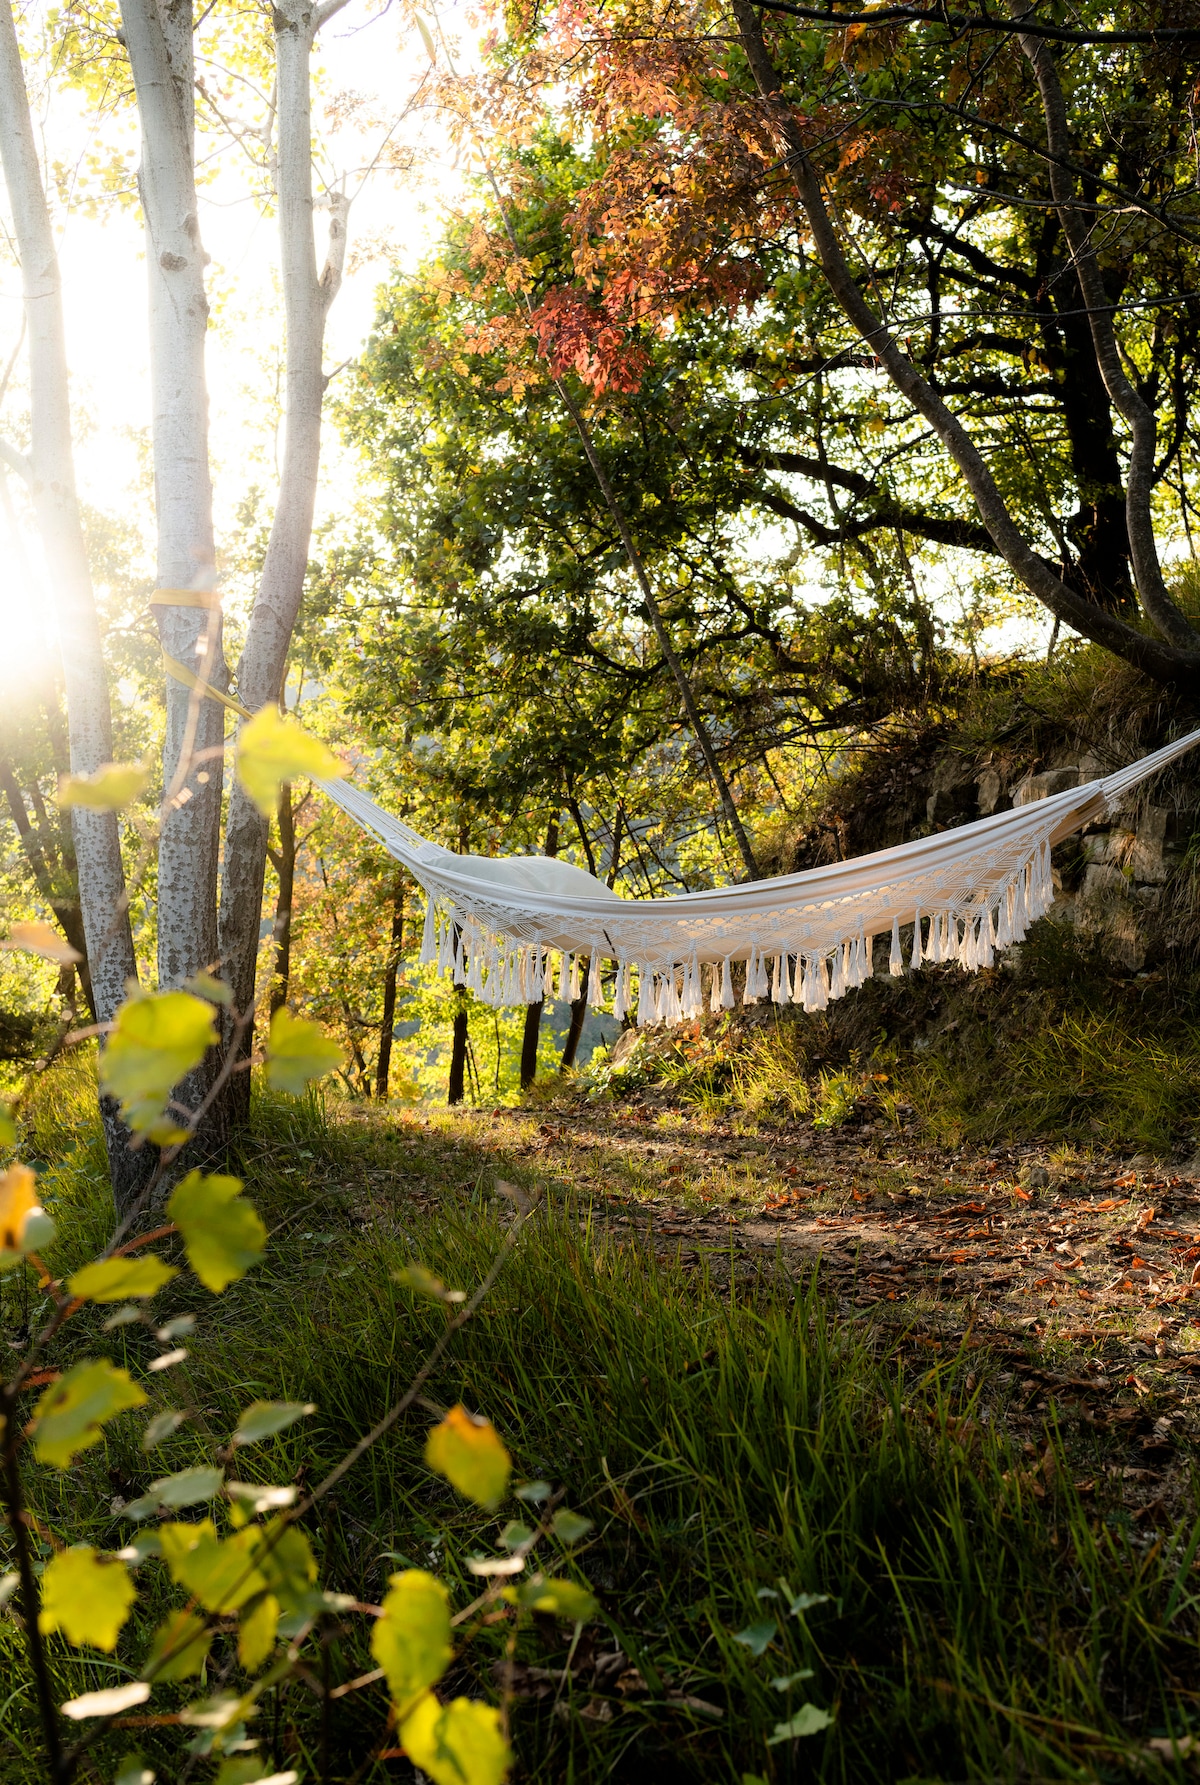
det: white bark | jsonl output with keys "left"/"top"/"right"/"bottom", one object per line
{"left": 218, "top": 0, "right": 348, "bottom": 1034}
{"left": 0, "top": 0, "right": 138, "bottom": 1022}
{"left": 119, "top": 0, "right": 228, "bottom": 989}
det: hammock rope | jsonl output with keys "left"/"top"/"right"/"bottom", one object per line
{"left": 318, "top": 725, "right": 1200, "bottom": 1028}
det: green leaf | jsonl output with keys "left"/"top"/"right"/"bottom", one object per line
{"left": 167, "top": 1170, "right": 266, "bottom": 1293}
{"left": 392, "top": 1263, "right": 465, "bottom": 1303}
{"left": 514, "top": 1480, "right": 551, "bottom": 1504}
{"left": 0, "top": 1163, "right": 54, "bottom": 1269}
{"left": 733, "top": 1620, "right": 777, "bottom": 1656}
{"left": 401, "top": 1692, "right": 511, "bottom": 1785}
{"left": 771, "top": 1669, "right": 814, "bottom": 1690}
{"left": 58, "top": 761, "right": 149, "bottom": 811}
{"left": 37, "top": 1546, "right": 135, "bottom": 1651}
{"left": 254, "top": 1519, "right": 318, "bottom": 1616}
{"left": 159, "top": 1521, "right": 267, "bottom": 1614}
{"left": 182, "top": 970, "right": 232, "bottom": 1006}
{"left": 235, "top": 705, "right": 342, "bottom": 817}
{"left": 114, "top": 1757, "right": 156, "bottom": 1785}
{"left": 0, "top": 1103, "right": 16, "bottom": 1147}
{"left": 237, "top": 1593, "right": 280, "bottom": 1672}
{"left": 104, "top": 1304, "right": 145, "bottom": 1330}
{"left": 499, "top": 1520, "right": 534, "bottom": 1551}
{"left": 232, "top": 1400, "right": 315, "bottom": 1446}
{"left": 265, "top": 1008, "right": 344, "bottom": 1095}
{"left": 61, "top": 1682, "right": 150, "bottom": 1719}
{"left": 371, "top": 1570, "right": 452, "bottom": 1713}
{"left": 786, "top": 1591, "right": 831, "bottom": 1615}
{"left": 69, "top": 1255, "right": 178, "bottom": 1303}
{"left": 32, "top": 1359, "right": 147, "bottom": 1468}
{"left": 125, "top": 1466, "right": 225, "bottom": 1520}
{"left": 550, "top": 1509, "right": 593, "bottom": 1546}
{"left": 142, "top": 1409, "right": 188, "bottom": 1450}
{"left": 214, "top": 1761, "right": 296, "bottom": 1785}
{"left": 510, "top": 1575, "right": 597, "bottom": 1622}
{"left": 225, "top": 1481, "right": 297, "bottom": 1515}
{"left": 766, "top": 1704, "right": 833, "bottom": 1742}
{"left": 99, "top": 991, "right": 216, "bottom": 1135}
{"left": 424, "top": 1404, "right": 510, "bottom": 1509}
{"left": 144, "top": 1608, "right": 212, "bottom": 1682}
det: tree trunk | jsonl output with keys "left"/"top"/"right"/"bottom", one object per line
{"left": 520, "top": 815, "right": 558, "bottom": 1091}
{"left": 560, "top": 970, "right": 588, "bottom": 1073}
{"left": 268, "top": 783, "right": 296, "bottom": 1016}
{"left": 448, "top": 999, "right": 469, "bottom": 1105}
{"left": 730, "top": 0, "right": 1200, "bottom": 690}
{"left": 376, "top": 873, "right": 404, "bottom": 1100}
{"left": 0, "top": 0, "right": 146, "bottom": 1206}
{"left": 0, "top": 757, "right": 95, "bottom": 1020}
{"left": 217, "top": 0, "right": 348, "bottom": 1119}
{"left": 120, "top": 0, "right": 229, "bottom": 999}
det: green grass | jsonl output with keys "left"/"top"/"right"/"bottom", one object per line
{"left": 601, "top": 924, "right": 1200, "bottom": 1158}
{"left": 3, "top": 1074, "right": 1200, "bottom": 1781}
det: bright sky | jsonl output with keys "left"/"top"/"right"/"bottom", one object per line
{"left": 0, "top": 0, "right": 467, "bottom": 678}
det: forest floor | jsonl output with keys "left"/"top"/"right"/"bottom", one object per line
{"left": 14, "top": 1071, "right": 1200, "bottom": 1783}
{"left": 383, "top": 1095, "right": 1200, "bottom": 1529}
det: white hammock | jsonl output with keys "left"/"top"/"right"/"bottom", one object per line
{"left": 319, "top": 725, "right": 1200, "bottom": 1028}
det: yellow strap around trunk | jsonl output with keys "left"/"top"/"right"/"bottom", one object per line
{"left": 161, "top": 651, "right": 253, "bottom": 720}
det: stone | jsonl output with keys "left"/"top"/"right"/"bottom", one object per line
{"left": 976, "top": 768, "right": 1002, "bottom": 817}
{"left": 1011, "top": 768, "right": 1081, "bottom": 807}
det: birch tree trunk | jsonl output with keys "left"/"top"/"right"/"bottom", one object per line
{"left": 217, "top": 0, "right": 348, "bottom": 1112}
{"left": 119, "top": 0, "right": 229, "bottom": 1033}
{"left": 0, "top": 0, "right": 146, "bottom": 1204}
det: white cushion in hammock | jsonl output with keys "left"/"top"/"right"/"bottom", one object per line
{"left": 433, "top": 851, "right": 621, "bottom": 901}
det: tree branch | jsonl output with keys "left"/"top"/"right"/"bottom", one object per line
{"left": 752, "top": 3, "right": 1200, "bottom": 46}
{"left": 730, "top": 0, "right": 1200, "bottom": 689}
{"left": 1014, "top": 15, "right": 1200, "bottom": 651}
{"left": 0, "top": 435, "right": 31, "bottom": 481}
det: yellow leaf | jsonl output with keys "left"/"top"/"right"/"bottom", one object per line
{"left": 159, "top": 1521, "right": 267, "bottom": 1614}
{"left": 401, "top": 1693, "right": 511, "bottom": 1785}
{"left": 265, "top": 1008, "right": 344, "bottom": 1095}
{"left": 425, "top": 1405, "right": 511, "bottom": 1510}
{"left": 371, "top": 1571, "right": 452, "bottom": 1713}
{"left": 99, "top": 991, "right": 217, "bottom": 1134}
{"left": 0, "top": 1163, "right": 54, "bottom": 1268}
{"left": 167, "top": 1170, "right": 266, "bottom": 1293}
{"left": 68, "top": 1254, "right": 178, "bottom": 1302}
{"left": 254, "top": 1519, "right": 318, "bottom": 1616}
{"left": 235, "top": 706, "right": 342, "bottom": 817}
{"left": 144, "top": 1608, "right": 212, "bottom": 1681}
{"left": 32, "top": 1359, "right": 147, "bottom": 1468}
{"left": 0, "top": 921, "right": 81, "bottom": 965}
{"left": 237, "top": 1593, "right": 280, "bottom": 1672}
{"left": 38, "top": 1546, "right": 135, "bottom": 1650}
{"left": 58, "top": 761, "right": 150, "bottom": 811}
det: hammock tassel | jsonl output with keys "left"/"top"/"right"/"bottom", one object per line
{"left": 890, "top": 916, "right": 903, "bottom": 977}
{"left": 543, "top": 951, "right": 557, "bottom": 1000}
{"left": 586, "top": 954, "right": 603, "bottom": 1008}
{"left": 743, "top": 948, "right": 759, "bottom": 1006}
{"left": 636, "top": 965, "right": 654, "bottom": 1028}
{"left": 419, "top": 897, "right": 437, "bottom": 967}
{"left": 911, "top": 910, "right": 923, "bottom": 971}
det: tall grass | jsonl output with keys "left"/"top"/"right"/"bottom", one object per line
{"left": 4, "top": 1083, "right": 1197, "bottom": 1781}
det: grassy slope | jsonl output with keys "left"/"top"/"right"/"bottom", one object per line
{"left": 3, "top": 1064, "right": 1200, "bottom": 1783}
